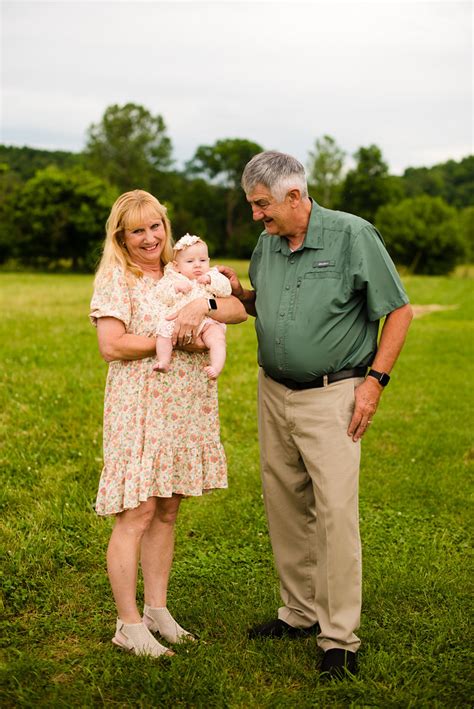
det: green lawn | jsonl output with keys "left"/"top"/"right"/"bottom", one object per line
{"left": 1, "top": 269, "right": 473, "bottom": 707}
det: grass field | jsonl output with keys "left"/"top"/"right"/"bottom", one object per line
{"left": 1, "top": 268, "right": 473, "bottom": 707}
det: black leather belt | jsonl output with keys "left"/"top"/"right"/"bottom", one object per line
{"left": 266, "top": 367, "right": 367, "bottom": 390}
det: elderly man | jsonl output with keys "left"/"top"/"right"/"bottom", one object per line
{"left": 219, "top": 151, "right": 412, "bottom": 679}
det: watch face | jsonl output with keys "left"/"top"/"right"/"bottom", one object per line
{"left": 208, "top": 298, "right": 217, "bottom": 310}
{"left": 369, "top": 370, "right": 390, "bottom": 386}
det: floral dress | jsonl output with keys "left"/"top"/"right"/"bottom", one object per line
{"left": 89, "top": 266, "right": 227, "bottom": 516}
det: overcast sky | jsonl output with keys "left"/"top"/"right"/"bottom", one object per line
{"left": 1, "top": 0, "right": 472, "bottom": 175}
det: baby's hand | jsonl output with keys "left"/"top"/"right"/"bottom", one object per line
{"left": 197, "top": 274, "right": 211, "bottom": 285}
{"left": 175, "top": 281, "right": 193, "bottom": 294}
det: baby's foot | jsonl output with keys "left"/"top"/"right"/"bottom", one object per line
{"left": 205, "top": 365, "right": 218, "bottom": 379}
{"left": 153, "top": 362, "right": 169, "bottom": 373}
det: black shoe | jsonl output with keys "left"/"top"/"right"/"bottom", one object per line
{"left": 320, "top": 649, "right": 357, "bottom": 680}
{"left": 248, "top": 618, "right": 320, "bottom": 640}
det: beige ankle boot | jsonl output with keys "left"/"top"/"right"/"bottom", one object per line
{"left": 112, "top": 619, "right": 174, "bottom": 657}
{"left": 143, "top": 605, "right": 196, "bottom": 644}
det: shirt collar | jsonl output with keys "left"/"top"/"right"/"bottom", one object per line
{"left": 266, "top": 199, "right": 325, "bottom": 254}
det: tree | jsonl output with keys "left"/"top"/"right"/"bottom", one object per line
{"left": 0, "top": 164, "right": 23, "bottom": 263}
{"left": 186, "top": 138, "right": 263, "bottom": 255}
{"left": 458, "top": 206, "right": 474, "bottom": 263}
{"left": 339, "top": 144, "right": 401, "bottom": 222}
{"left": 83, "top": 103, "right": 173, "bottom": 193}
{"left": 402, "top": 155, "right": 474, "bottom": 209}
{"left": 13, "top": 166, "right": 117, "bottom": 270}
{"left": 375, "top": 195, "right": 465, "bottom": 275}
{"left": 306, "top": 135, "right": 345, "bottom": 208}
{"left": 170, "top": 179, "right": 228, "bottom": 256}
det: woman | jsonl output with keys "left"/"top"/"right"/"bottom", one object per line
{"left": 90, "top": 190, "right": 246, "bottom": 658}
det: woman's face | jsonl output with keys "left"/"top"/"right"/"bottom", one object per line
{"left": 123, "top": 212, "right": 167, "bottom": 269}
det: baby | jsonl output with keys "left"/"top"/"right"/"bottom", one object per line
{"left": 154, "top": 234, "right": 232, "bottom": 379}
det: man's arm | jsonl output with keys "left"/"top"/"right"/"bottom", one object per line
{"left": 347, "top": 303, "right": 413, "bottom": 442}
{"left": 216, "top": 265, "right": 257, "bottom": 317}
{"left": 166, "top": 294, "right": 247, "bottom": 347}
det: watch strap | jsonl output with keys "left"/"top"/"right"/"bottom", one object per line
{"left": 367, "top": 369, "right": 391, "bottom": 387}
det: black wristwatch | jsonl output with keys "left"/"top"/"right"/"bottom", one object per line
{"left": 367, "top": 369, "right": 391, "bottom": 387}
{"left": 207, "top": 298, "right": 217, "bottom": 311}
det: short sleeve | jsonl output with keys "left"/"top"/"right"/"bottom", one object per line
{"left": 89, "top": 267, "right": 132, "bottom": 329}
{"left": 207, "top": 268, "right": 232, "bottom": 297}
{"left": 158, "top": 271, "right": 181, "bottom": 307}
{"left": 350, "top": 225, "right": 409, "bottom": 321}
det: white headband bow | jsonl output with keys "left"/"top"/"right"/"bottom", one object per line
{"left": 173, "top": 233, "right": 202, "bottom": 251}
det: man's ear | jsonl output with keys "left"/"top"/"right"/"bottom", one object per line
{"left": 287, "top": 188, "right": 302, "bottom": 207}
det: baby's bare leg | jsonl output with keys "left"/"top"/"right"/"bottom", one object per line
{"left": 200, "top": 325, "right": 227, "bottom": 379}
{"left": 154, "top": 335, "right": 173, "bottom": 372}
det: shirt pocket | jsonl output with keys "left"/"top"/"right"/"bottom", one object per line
{"left": 291, "top": 270, "right": 343, "bottom": 320}
{"left": 291, "top": 269, "right": 342, "bottom": 322}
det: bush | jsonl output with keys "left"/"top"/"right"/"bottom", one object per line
{"left": 12, "top": 166, "right": 117, "bottom": 271}
{"left": 458, "top": 206, "right": 474, "bottom": 263}
{"left": 376, "top": 195, "right": 466, "bottom": 275}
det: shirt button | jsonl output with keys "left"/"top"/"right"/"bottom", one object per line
{"left": 280, "top": 312, "right": 285, "bottom": 317}
{"left": 276, "top": 338, "right": 281, "bottom": 344}
{"left": 285, "top": 285, "right": 290, "bottom": 290}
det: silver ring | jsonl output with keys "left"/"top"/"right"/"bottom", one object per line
{"left": 367, "top": 420, "right": 373, "bottom": 425}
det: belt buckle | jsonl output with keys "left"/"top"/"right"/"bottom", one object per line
{"left": 323, "top": 374, "right": 329, "bottom": 387}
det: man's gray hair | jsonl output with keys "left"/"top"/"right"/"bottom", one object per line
{"left": 241, "top": 151, "right": 308, "bottom": 202}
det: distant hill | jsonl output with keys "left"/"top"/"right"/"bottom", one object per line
{"left": 0, "top": 144, "right": 80, "bottom": 181}
{"left": 402, "top": 155, "right": 473, "bottom": 209}
{"left": 1, "top": 143, "right": 472, "bottom": 209}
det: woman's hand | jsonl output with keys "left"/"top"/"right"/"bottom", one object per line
{"left": 166, "top": 298, "right": 208, "bottom": 347}
{"left": 175, "top": 336, "right": 207, "bottom": 353}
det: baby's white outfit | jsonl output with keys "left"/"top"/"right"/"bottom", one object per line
{"left": 156, "top": 265, "right": 232, "bottom": 338}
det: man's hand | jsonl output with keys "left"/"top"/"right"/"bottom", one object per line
{"left": 215, "top": 265, "right": 244, "bottom": 298}
{"left": 347, "top": 377, "right": 383, "bottom": 442}
{"left": 215, "top": 265, "right": 256, "bottom": 316}
{"left": 347, "top": 302, "right": 412, "bottom": 442}
{"left": 166, "top": 298, "right": 208, "bottom": 347}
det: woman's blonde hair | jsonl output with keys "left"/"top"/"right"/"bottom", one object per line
{"left": 95, "top": 190, "right": 173, "bottom": 282}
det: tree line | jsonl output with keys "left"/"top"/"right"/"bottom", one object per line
{"left": 0, "top": 102, "right": 472, "bottom": 275}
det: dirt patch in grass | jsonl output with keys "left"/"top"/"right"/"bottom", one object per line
{"left": 464, "top": 448, "right": 474, "bottom": 463}
{"left": 411, "top": 304, "right": 458, "bottom": 318}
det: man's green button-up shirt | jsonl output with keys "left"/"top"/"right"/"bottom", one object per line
{"left": 249, "top": 200, "right": 409, "bottom": 382}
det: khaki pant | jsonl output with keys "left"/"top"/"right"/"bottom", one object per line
{"left": 258, "top": 369, "right": 364, "bottom": 652}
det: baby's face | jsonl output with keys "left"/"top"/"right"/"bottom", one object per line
{"left": 174, "top": 242, "right": 210, "bottom": 280}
